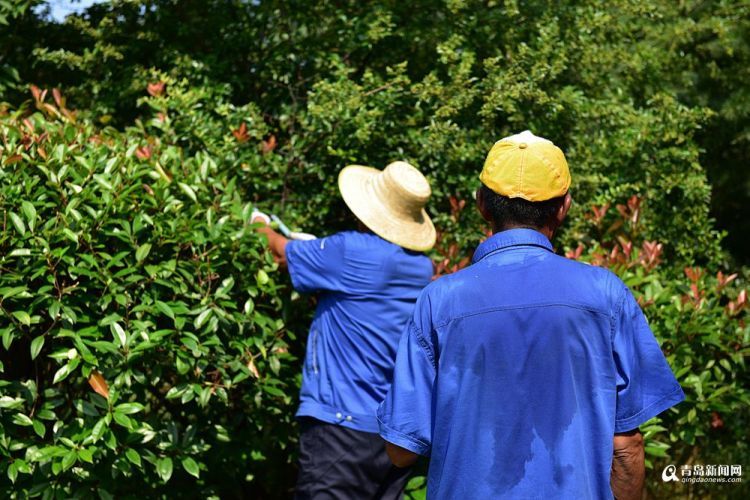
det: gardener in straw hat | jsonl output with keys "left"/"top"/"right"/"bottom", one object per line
{"left": 253, "top": 161, "right": 435, "bottom": 499}
{"left": 378, "top": 131, "right": 685, "bottom": 499}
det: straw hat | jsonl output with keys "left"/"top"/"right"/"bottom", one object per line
{"left": 338, "top": 161, "right": 436, "bottom": 252}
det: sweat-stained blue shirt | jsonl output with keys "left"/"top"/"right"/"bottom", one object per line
{"left": 378, "top": 228, "right": 685, "bottom": 499}
{"left": 286, "top": 230, "right": 433, "bottom": 433}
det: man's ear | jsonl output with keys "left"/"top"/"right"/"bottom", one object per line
{"left": 476, "top": 187, "right": 493, "bottom": 223}
{"left": 554, "top": 192, "right": 572, "bottom": 228}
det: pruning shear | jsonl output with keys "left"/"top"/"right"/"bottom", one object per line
{"left": 251, "top": 208, "right": 317, "bottom": 241}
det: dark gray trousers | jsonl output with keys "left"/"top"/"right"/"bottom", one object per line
{"left": 295, "top": 417, "right": 412, "bottom": 500}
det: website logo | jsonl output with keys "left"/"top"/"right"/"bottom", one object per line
{"left": 662, "top": 464, "right": 742, "bottom": 484}
{"left": 662, "top": 464, "right": 679, "bottom": 482}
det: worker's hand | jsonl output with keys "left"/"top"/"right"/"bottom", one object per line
{"left": 251, "top": 208, "right": 271, "bottom": 225}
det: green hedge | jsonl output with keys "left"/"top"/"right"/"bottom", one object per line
{"left": 0, "top": 91, "right": 299, "bottom": 497}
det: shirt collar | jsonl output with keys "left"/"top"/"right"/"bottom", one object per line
{"left": 472, "top": 228, "right": 553, "bottom": 264}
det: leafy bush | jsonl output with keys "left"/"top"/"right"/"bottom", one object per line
{"left": 565, "top": 197, "right": 750, "bottom": 498}
{"left": 0, "top": 88, "right": 299, "bottom": 497}
{"left": 8, "top": 1, "right": 727, "bottom": 264}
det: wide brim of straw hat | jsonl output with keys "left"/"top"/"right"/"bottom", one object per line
{"left": 338, "top": 165, "right": 436, "bottom": 252}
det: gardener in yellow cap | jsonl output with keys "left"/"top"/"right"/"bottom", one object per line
{"left": 253, "top": 161, "right": 435, "bottom": 499}
{"left": 378, "top": 131, "right": 685, "bottom": 499}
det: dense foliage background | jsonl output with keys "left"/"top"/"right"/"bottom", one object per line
{"left": 1, "top": 1, "right": 748, "bottom": 498}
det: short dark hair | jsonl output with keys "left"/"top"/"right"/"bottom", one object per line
{"left": 480, "top": 184, "right": 565, "bottom": 230}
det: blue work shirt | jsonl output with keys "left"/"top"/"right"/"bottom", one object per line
{"left": 378, "top": 228, "right": 685, "bottom": 499}
{"left": 286, "top": 230, "right": 433, "bottom": 433}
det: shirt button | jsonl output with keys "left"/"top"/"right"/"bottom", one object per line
{"left": 519, "top": 143, "right": 528, "bottom": 149}
{"left": 345, "top": 416, "right": 353, "bottom": 422}
{"left": 335, "top": 412, "right": 343, "bottom": 419}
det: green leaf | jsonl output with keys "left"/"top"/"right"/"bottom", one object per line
{"left": 52, "top": 359, "right": 79, "bottom": 384}
{"left": 33, "top": 419, "right": 46, "bottom": 438}
{"left": 155, "top": 300, "right": 175, "bottom": 319}
{"left": 135, "top": 243, "right": 152, "bottom": 262}
{"left": 93, "top": 174, "right": 114, "bottom": 191}
{"left": 263, "top": 385, "right": 285, "bottom": 397}
{"left": 0, "top": 286, "right": 28, "bottom": 300}
{"left": 112, "top": 411, "right": 131, "bottom": 428}
{"left": 0, "top": 396, "right": 24, "bottom": 409}
{"left": 62, "top": 228, "right": 78, "bottom": 244}
{"left": 12, "top": 413, "right": 33, "bottom": 426}
{"left": 111, "top": 322, "right": 127, "bottom": 347}
{"left": 90, "top": 418, "right": 107, "bottom": 442}
{"left": 12, "top": 311, "right": 31, "bottom": 326}
{"left": 21, "top": 201, "right": 37, "bottom": 231}
{"left": 1, "top": 328, "right": 14, "bottom": 350}
{"left": 157, "top": 457, "right": 173, "bottom": 482}
{"left": 181, "top": 457, "right": 200, "bottom": 478}
{"left": 7, "top": 461, "right": 17, "bottom": 483}
{"left": 61, "top": 450, "right": 77, "bottom": 471}
{"left": 269, "top": 356, "right": 280, "bottom": 375}
{"left": 256, "top": 270, "right": 269, "bottom": 286}
{"left": 115, "top": 402, "right": 144, "bottom": 414}
{"left": 198, "top": 386, "right": 211, "bottom": 407}
{"left": 178, "top": 182, "right": 197, "bottom": 202}
{"left": 125, "top": 448, "right": 142, "bottom": 467}
{"left": 9, "top": 212, "right": 25, "bottom": 236}
{"left": 194, "top": 309, "right": 211, "bottom": 329}
{"left": 78, "top": 448, "right": 94, "bottom": 463}
{"left": 30, "top": 335, "right": 45, "bottom": 360}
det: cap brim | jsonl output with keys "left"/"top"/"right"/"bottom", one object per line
{"left": 338, "top": 165, "right": 436, "bottom": 252}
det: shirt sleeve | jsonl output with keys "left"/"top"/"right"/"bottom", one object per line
{"left": 284, "top": 233, "right": 346, "bottom": 293}
{"left": 612, "top": 286, "right": 685, "bottom": 433}
{"left": 377, "top": 316, "right": 436, "bottom": 456}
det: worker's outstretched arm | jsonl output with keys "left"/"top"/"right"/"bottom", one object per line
{"left": 253, "top": 213, "right": 288, "bottom": 266}
{"left": 611, "top": 429, "right": 644, "bottom": 500}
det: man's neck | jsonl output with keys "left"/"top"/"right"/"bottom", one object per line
{"left": 493, "top": 224, "right": 555, "bottom": 241}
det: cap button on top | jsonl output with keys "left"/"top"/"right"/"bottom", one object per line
{"left": 518, "top": 143, "right": 528, "bottom": 149}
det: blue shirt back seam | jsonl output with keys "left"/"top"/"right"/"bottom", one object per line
{"left": 433, "top": 302, "right": 611, "bottom": 331}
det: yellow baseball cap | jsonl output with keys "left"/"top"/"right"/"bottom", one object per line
{"left": 479, "top": 130, "right": 571, "bottom": 201}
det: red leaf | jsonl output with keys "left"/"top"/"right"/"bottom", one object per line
{"left": 4, "top": 155, "right": 23, "bottom": 166}
{"left": 589, "top": 203, "right": 610, "bottom": 225}
{"left": 232, "top": 122, "right": 249, "bottom": 143}
{"left": 247, "top": 358, "right": 260, "bottom": 378}
{"left": 565, "top": 244, "right": 584, "bottom": 260}
{"left": 88, "top": 371, "right": 109, "bottom": 399}
{"left": 684, "top": 267, "right": 703, "bottom": 283}
{"left": 716, "top": 271, "right": 738, "bottom": 291}
{"left": 135, "top": 146, "right": 152, "bottom": 160}
{"left": 710, "top": 411, "right": 724, "bottom": 430}
{"left": 30, "top": 84, "right": 41, "bottom": 102}
{"left": 261, "top": 134, "right": 277, "bottom": 154}
{"left": 147, "top": 82, "right": 165, "bottom": 97}
{"left": 52, "top": 88, "right": 64, "bottom": 108}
